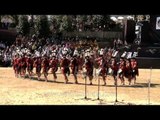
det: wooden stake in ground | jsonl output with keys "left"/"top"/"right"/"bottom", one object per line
{"left": 97, "top": 76, "right": 100, "bottom": 100}
{"left": 115, "top": 77, "right": 118, "bottom": 104}
{"left": 84, "top": 75, "right": 87, "bottom": 99}
{"left": 148, "top": 67, "right": 152, "bottom": 105}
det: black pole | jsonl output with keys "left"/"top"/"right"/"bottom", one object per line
{"left": 85, "top": 76, "right": 87, "bottom": 99}
{"left": 97, "top": 76, "right": 100, "bottom": 100}
{"left": 148, "top": 67, "right": 152, "bottom": 105}
{"left": 115, "top": 77, "right": 118, "bottom": 102}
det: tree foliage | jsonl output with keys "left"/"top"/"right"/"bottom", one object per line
{"left": 11, "top": 15, "right": 122, "bottom": 37}
{"left": 11, "top": 15, "right": 19, "bottom": 26}
{"left": 50, "top": 15, "right": 74, "bottom": 32}
{"left": 17, "top": 15, "right": 30, "bottom": 35}
{"left": 35, "top": 15, "right": 50, "bottom": 38}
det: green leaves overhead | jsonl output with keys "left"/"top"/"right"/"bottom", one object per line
{"left": 17, "top": 15, "right": 30, "bottom": 36}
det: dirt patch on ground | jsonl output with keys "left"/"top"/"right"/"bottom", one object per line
{"left": 0, "top": 67, "right": 160, "bottom": 105}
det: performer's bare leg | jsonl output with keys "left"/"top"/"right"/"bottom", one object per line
{"left": 120, "top": 76, "right": 125, "bottom": 85}
{"left": 37, "top": 72, "right": 41, "bottom": 81}
{"left": 102, "top": 75, "right": 106, "bottom": 86}
{"left": 53, "top": 72, "right": 57, "bottom": 81}
{"left": 133, "top": 76, "right": 136, "bottom": 84}
{"left": 89, "top": 76, "right": 93, "bottom": 85}
{"left": 64, "top": 74, "right": 68, "bottom": 83}
{"left": 74, "top": 74, "right": 78, "bottom": 84}
{"left": 128, "top": 77, "right": 132, "bottom": 85}
{"left": 44, "top": 73, "right": 48, "bottom": 82}
{"left": 114, "top": 75, "right": 117, "bottom": 85}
